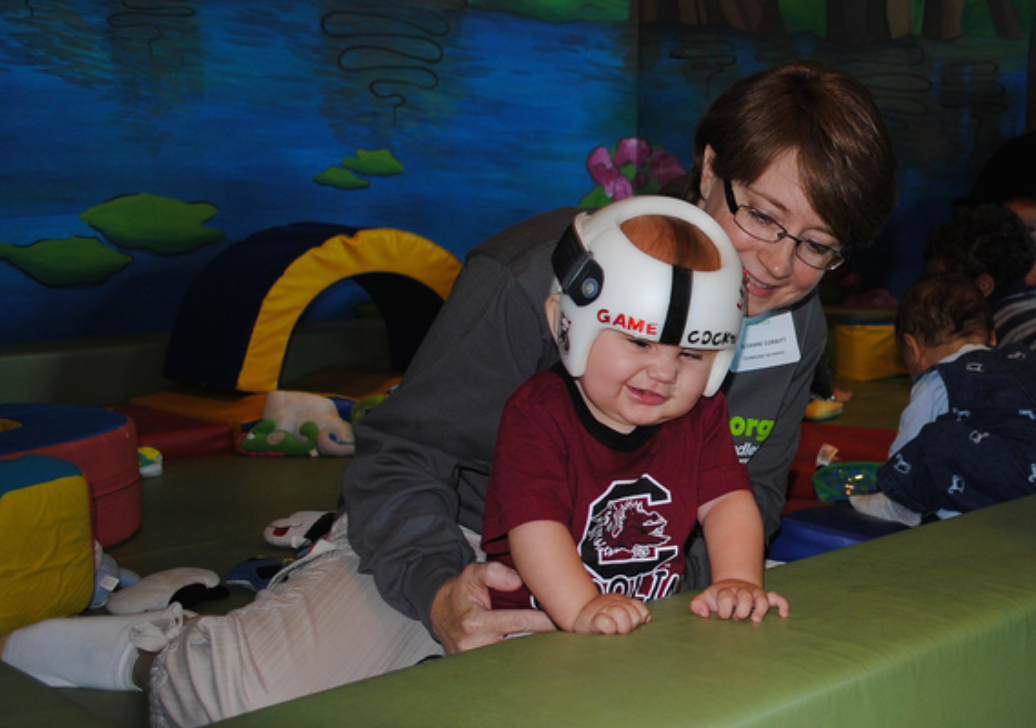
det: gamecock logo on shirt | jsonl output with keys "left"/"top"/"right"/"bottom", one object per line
{"left": 579, "top": 474, "right": 681, "bottom": 601}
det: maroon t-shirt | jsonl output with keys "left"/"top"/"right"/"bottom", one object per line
{"left": 481, "top": 366, "right": 751, "bottom": 610}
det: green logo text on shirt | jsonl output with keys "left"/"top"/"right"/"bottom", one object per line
{"left": 729, "top": 416, "right": 774, "bottom": 442}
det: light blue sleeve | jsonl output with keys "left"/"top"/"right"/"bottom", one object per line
{"left": 888, "top": 369, "right": 949, "bottom": 457}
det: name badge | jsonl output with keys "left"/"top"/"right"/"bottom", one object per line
{"left": 729, "top": 311, "right": 801, "bottom": 373}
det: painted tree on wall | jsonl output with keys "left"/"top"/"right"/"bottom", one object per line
{"left": 629, "top": 0, "right": 783, "bottom": 29}
{"left": 633, "top": 0, "right": 784, "bottom": 30}
{"left": 827, "top": 2, "right": 891, "bottom": 45}
{"left": 631, "top": 0, "right": 1035, "bottom": 128}
{"left": 924, "top": 0, "right": 1025, "bottom": 38}
{"left": 1, "top": 0, "right": 1033, "bottom": 342}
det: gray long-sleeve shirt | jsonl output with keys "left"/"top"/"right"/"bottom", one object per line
{"left": 338, "top": 207, "right": 826, "bottom": 636}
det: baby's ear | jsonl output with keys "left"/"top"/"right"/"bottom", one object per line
{"left": 899, "top": 333, "right": 925, "bottom": 378}
{"left": 974, "top": 272, "right": 996, "bottom": 297}
{"left": 544, "top": 293, "right": 561, "bottom": 339}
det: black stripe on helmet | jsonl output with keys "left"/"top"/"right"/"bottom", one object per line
{"left": 660, "top": 266, "right": 692, "bottom": 345}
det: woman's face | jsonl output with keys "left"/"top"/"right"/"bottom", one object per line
{"left": 697, "top": 146, "right": 832, "bottom": 317}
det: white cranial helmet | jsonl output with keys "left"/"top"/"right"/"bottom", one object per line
{"left": 551, "top": 195, "right": 745, "bottom": 397}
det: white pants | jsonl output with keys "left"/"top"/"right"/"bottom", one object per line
{"left": 150, "top": 519, "right": 476, "bottom": 728}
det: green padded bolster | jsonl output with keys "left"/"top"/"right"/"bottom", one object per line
{"left": 217, "top": 495, "right": 1036, "bottom": 728}
{"left": 0, "top": 665, "right": 111, "bottom": 728}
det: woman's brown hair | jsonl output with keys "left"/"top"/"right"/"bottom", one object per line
{"left": 673, "top": 61, "right": 897, "bottom": 251}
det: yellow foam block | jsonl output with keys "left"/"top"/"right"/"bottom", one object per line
{"left": 0, "top": 456, "right": 94, "bottom": 636}
{"left": 834, "top": 324, "right": 908, "bottom": 381}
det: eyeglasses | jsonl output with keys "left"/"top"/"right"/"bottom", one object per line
{"left": 723, "top": 179, "right": 846, "bottom": 271}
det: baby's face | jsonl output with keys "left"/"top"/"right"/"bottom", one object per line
{"left": 1004, "top": 199, "right": 1036, "bottom": 239}
{"left": 575, "top": 329, "right": 717, "bottom": 433}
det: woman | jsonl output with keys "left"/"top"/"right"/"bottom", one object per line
{"left": 345, "top": 59, "right": 896, "bottom": 653}
{"left": 3, "top": 61, "right": 897, "bottom": 728}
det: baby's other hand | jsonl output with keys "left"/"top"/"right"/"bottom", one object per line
{"left": 573, "top": 593, "right": 651, "bottom": 635}
{"left": 690, "top": 579, "right": 789, "bottom": 623}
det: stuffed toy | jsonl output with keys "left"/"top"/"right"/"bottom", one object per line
{"left": 349, "top": 393, "right": 390, "bottom": 429}
{"left": 90, "top": 541, "right": 141, "bottom": 610}
{"left": 237, "top": 391, "right": 355, "bottom": 457}
{"left": 804, "top": 398, "right": 844, "bottom": 422}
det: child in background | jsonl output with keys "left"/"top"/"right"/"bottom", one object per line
{"left": 851, "top": 273, "right": 1036, "bottom": 526}
{"left": 924, "top": 204, "right": 1036, "bottom": 349}
{"left": 481, "top": 196, "right": 789, "bottom": 635}
{"left": 961, "top": 131, "right": 1036, "bottom": 286}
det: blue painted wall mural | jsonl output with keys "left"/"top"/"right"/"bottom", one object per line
{"left": 1, "top": 0, "right": 1033, "bottom": 343}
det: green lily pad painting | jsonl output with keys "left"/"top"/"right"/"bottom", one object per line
{"left": 80, "top": 193, "right": 225, "bottom": 255}
{"left": 340, "top": 149, "right": 404, "bottom": 177}
{"left": 313, "top": 166, "right": 372, "bottom": 190}
{"left": 0, "top": 236, "right": 132, "bottom": 286}
{"left": 314, "top": 148, "right": 402, "bottom": 190}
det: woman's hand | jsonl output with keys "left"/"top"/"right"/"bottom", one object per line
{"left": 430, "top": 561, "right": 555, "bottom": 653}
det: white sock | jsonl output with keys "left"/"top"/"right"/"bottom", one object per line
{"left": 2, "top": 604, "right": 184, "bottom": 691}
{"left": 849, "top": 492, "right": 923, "bottom": 527}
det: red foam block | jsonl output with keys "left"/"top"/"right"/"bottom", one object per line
{"left": 0, "top": 404, "right": 141, "bottom": 547}
{"left": 109, "top": 404, "right": 234, "bottom": 460}
{"left": 784, "top": 422, "right": 896, "bottom": 513}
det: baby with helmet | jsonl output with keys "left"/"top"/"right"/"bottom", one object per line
{"left": 481, "top": 196, "right": 789, "bottom": 635}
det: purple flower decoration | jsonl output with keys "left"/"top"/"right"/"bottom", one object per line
{"left": 614, "top": 137, "right": 652, "bottom": 168}
{"left": 612, "top": 176, "right": 634, "bottom": 200}
{"left": 582, "top": 138, "right": 686, "bottom": 205}
{"left": 649, "top": 149, "right": 684, "bottom": 186}
{"left": 588, "top": 146, "right": 620, "bottom": 192}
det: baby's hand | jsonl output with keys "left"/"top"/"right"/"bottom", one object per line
{"left": 690, "top": 579, "right": 789, "bottom": 623}
{"left": 572, "top": 593, "right": 651, "bottom": 634}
